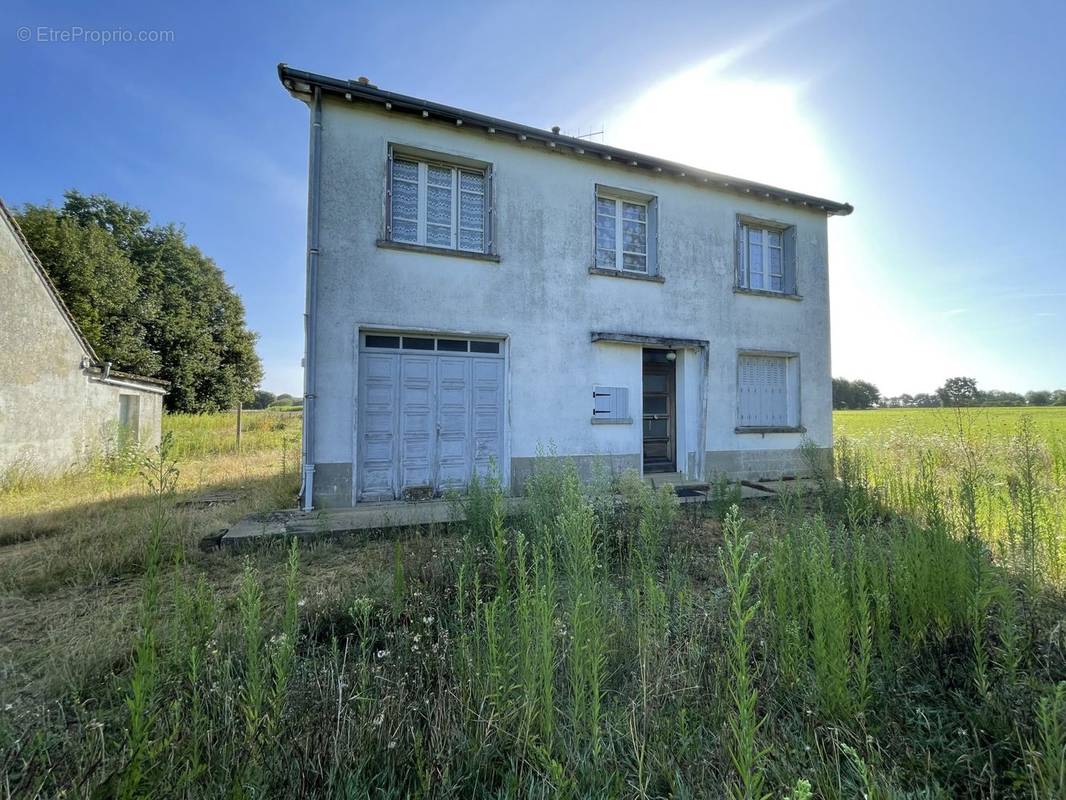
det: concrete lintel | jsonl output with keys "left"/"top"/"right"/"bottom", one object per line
{"left": 590, "top": 331, "right": 710, "bottom": 349}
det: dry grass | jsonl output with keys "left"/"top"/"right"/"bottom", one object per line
{"left": 2, "top": 411, "right": 1064, "bottom": 798}
{"left": 0, "top": 417, "right": 301, "bottom": 704}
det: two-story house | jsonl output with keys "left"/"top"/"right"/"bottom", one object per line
{"left": 278, "top": 65, "right": 853, "bottom": 510}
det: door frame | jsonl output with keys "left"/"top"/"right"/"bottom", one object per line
{"left": 641, "top": 347, "right": 678, "bottom": 474}
{"left": 353, "top": 324, "right": 510, "bottom": 504}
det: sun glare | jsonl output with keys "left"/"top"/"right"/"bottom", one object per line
{"left": 603, "top": 57, "right": 838, "bottom": 198}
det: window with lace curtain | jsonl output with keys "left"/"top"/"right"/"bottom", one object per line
{"left": 386, "top": 149, "right": 492, "bottom": 254}
{"left": 735, "top": 215, "right": 797, "bottom": 295}
{"left": 594, "top": 186, "right": 658, "bottom": 275}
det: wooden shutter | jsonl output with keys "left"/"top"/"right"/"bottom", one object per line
{"left": 592, "top": 386, "right": 630, "bottom": 422}
{"left": 384, "top": 149, "right": 394, "bottom": 240}
{"left": 784, "top": 225, "right": 798, "bottom": 295}
{"left": 738, "top": 356, "right": 788, "bottom": 427}
{"left": 485, "top": 165, "right": 495, "bottom": 254}
{"left": 647, "top": 197, "right": 659, "bottom": 276}
{"left": 735, "top": 216, "right": 746, "bottom": 288}
{"left": 765, "top": 358, "right": 787, "bottom": 425}
{"left": 738, "top": 357, "right": 758, "bottom": 426}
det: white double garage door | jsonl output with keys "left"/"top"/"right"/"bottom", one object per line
{"left": 358, "top": 333, "right": 505, "bottom": 501}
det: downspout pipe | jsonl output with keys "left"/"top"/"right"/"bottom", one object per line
{"left": 696, "top": 344, "right": 709, "bottom": 481}
{"left": 300, "top": 86, "right": 322, "bottom": 511}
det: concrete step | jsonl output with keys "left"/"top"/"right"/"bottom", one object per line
{"left": 218, "top": 479, "right": 819, "bottom": 548}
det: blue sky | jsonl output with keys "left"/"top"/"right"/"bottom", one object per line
{"left": 3, "top": 0, "right": 1063, "bottom": 397}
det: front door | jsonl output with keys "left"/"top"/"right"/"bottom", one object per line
{"left": 642, "top": 349, "right": 676, "bottom": 473}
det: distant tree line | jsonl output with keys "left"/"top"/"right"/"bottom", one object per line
{"left": 247, "top": 391, "right": 303, "bottom": 410}
{"left": 836, "top": 374, "right": 1066, "bottom": 409}
{"left": 832, "top": 378, "right": 882, "bottom": 409}
{"left": 16, "top": 191, "right": 263, "bottom": 412}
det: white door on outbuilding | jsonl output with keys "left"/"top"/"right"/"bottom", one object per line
{"left": 357, "top": 333, "right": 504, "bottom": 501}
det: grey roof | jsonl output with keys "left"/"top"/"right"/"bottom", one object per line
{"left": 0, "top": 198, "right": 169, "bottom": 392}
{"left": 278, "top": 64, "right": 853, "bottom": 217}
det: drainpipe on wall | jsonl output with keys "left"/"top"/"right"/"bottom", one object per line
{"left": 696, "top": 345, "right": 709, "bottom": 480}
{"left": 300, "top": 86, "right": 322, "bottom": 512}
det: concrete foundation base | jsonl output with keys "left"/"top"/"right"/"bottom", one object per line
{"left": 222, "top": 478, "right": 816, "bottom": 548}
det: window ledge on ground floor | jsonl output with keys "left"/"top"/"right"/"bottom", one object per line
{"left": 588, "top": 266, "right": 665, "bottom": 284}
{"left": 591, "top": 417, "right": 633, "bottom": 425}
{"left": 735, "top": 425, "right": 807, "bottom": 435}
{"left": 376, "top": 239, "right": 501, "bottom": 262}
{"left": 733, "top": 286, "right": 802, "bottom": 301}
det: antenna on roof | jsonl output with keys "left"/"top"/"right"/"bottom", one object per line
{"left": 567, "top": 123, "right": 605, "bottom": 143}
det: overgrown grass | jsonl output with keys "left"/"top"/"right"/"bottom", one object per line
{"left": 0, "top": 410, "right": 1064, "bottom": 797}
{"left": 162, "top": 408, "right": 302, "bottom": 460}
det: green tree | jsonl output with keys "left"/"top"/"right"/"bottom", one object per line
{"left": 980, "top": 389, "right": 1025, "bottom": 407}
{"left": 832, "top": 377, "right": 882, "bottom": 409}
{"left": 249, "top": 390, "right": 277, "bottom": 410}
{"left": 937, "top": 376, "right": 979, "bottom": 407}
{"left": 16, "top": 191, "right": 263, "bottom": 412}
{"left": 15, "top": 206, "right": 159, "bottom": 375}
{"left": 1025, "top": 390, "right": 1052, "bottom": 407}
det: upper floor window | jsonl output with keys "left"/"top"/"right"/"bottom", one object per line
{"left": 736, "top": 216, "right": 797, "bottom": 295}
{"left": 387, "top": 148, "right": 492, "bottom": 254}
{"left": 595, "top": 187, "right": 658, "bottom": 275}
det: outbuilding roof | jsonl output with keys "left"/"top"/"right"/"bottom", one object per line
{"left": 278, "top": 64, "right": 853, "bottom": 217}
{"left": 0, "top": 198, "right": 169, "bottom": 393}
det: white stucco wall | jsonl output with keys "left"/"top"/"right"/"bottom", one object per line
{"left": 0, "top": 212, "right": 164, "bottom": 474}
{"left": 306, "top": 97, "right": 835, "bottom": 505}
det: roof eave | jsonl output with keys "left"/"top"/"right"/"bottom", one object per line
{"left": 277, "top": 64, "right": 854, "bottom": 217}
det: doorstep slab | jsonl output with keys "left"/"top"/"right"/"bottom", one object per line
{"left": 219, "top": 480, "right": 817, "bottom": 548}
{"left": 220, "top": 497, "right": 526, "bottom": 548}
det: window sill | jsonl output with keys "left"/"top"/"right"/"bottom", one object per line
{"left": 591, "top": 417, "right": 633, "bottom": 425}
{"left": 588, "top": 266, "right": 665, "bottom": 284}
{"left": 376, "top": 239, "right": 500, "bottom": 263}
{"left": 735, "top": 426, "right": 806, "bottom": 435}
{"left": 733, "top": 287, "right": 802, "bottom": 301}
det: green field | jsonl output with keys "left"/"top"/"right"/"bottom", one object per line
{"left": 1, "top": 407, "right": 1064, "bottom": 798}
{"left": 835, "top": 405, "right": 1066, "bottom": 442}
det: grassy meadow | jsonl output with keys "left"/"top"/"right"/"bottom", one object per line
{"left": 0, "top": 406, "right": 1063, "bottom": 798}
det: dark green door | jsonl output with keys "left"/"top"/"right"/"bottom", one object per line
{"left": 642, "top": 349, "right": 675, "bottom": 473}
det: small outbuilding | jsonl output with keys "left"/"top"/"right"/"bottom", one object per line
{"left": 0, "top": 199, "right": 167, "bottom": 475}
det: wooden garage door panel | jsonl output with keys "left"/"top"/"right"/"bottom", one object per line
{"left": 436, "top": 357, "right": 471, "bottom": 490}
{"left": 472, "top": 359, "right": 503, "bottom": 477}
{"left": 400, "top": 355, "right": 435, "bottom": 490}
{"left": 359, "top": 353, "right": 398, "bottom": 499}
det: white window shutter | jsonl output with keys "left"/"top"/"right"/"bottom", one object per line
{"left": 592, "top": 386, "right": 629, "bottom": 422}
{"left": 738, "top": 357, "right": 756, "bottom": 425}
{"left": 735, "top": 217, "right": 746, "bottom": 288}
{"left": 385, "top": 150, "right": 394, "bottom": 240}
{"left": 648, "top": 197, "right": 659, "bottom": 275}
{"left": 738, "top": 355, "right": 792, "bottom": 427}
{"left": 485, "top": 165, "right": 495, "bottom": 254}
{"left": 784, "top": 225, "right": 797, "bottom": 295}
